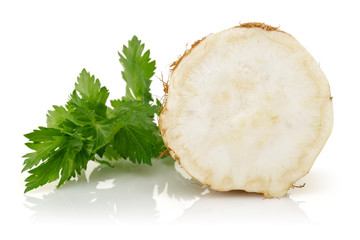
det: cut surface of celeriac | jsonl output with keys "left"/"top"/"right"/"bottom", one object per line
{"left": 159, "top": 23, "right": 333, "bottom": 198}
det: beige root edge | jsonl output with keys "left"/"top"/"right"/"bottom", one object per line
{"left": 159, "top": 23, "right": 285, "bottom": 109}
{"left": 159, "top": 23, "right": 281, "bottom": 110}
{"left": 158, "top": 22, "right": 326, "bottom": 198}
{"left": 169, "top": 22, "right": 282, "bottom": 74}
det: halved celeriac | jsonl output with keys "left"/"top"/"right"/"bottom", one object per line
{"left": 159, "top": 23, "right": 333, "bottom": 197}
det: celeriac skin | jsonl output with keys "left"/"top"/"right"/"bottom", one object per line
{"left": 159, "top": 23, "right": 333, "bottom": 198}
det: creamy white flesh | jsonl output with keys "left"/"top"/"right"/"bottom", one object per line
{"left": 160, "top": 27, "right": 333, "bottom": 197}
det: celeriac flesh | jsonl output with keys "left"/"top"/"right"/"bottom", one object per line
{"left": 159, "top": 23, "right": 333, "bottom": 197}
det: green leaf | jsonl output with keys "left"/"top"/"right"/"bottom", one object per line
{"left": 75, "top": 69, "right": 109, "bottom": 106}
{"left": 46, "top": 105, "right": 72, "bottom": 129}
{"left": 74, "top": 69, "right": 109, "bottom": 119}
{"left": 23, "top": 37, "right": 168, "bottom": 193}
{"left": 78, "top": 118, "right": 116, "bottom": 151}
{"left": 112, "top": 126, "right": 155, "bottom": 165}
{"left": 23, "top": 69, "right": 113, "bottom": 192}
{"left": 67, "top": 89, "right": 115, "bottom": 151}
{"left": 24, "top": 134, "right": 93, "bottom": 193}
{"left": 24, "top": 127, "right": 63, "bottom": 143}
{"left": 95, "top": 158, "right": 115, "bottom": 168}
{"left": 119, "top": 36, "right": 156, "bottom": 103}
{"left": 110, "top": 99, "right": 159, "bottom": 121}
{"left": 105, "top": 99, "right": 165, "bottom": 164}
{"left": 22, "top": 128, "right": 66, "bottom": 172}
{"left": 156, "top": 98, "right": 162, "bottom": 116}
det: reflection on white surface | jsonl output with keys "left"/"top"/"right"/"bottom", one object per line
{"left": 96, "top": 178, "right": 116, "bottom": 190}
{"left": 153, "top": 183, "right": 200, "bottom": 223}
{"left": 24, "top": 157, "right": 310, "bottom": 225}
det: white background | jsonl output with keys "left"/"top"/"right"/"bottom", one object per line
{"left": 1, "top": 0, "right": 359, "bottom": 239}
